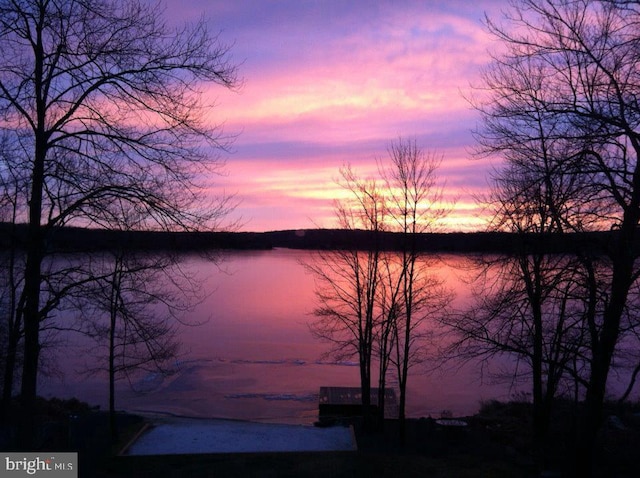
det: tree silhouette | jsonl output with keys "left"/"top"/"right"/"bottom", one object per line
{"left": 379, "top": 138, "right": 450, "bottom": 439}
{"left": 471, "top": 0, "right": 640, "bottom": 472}
{"left": 307, "top": 165, "right": 386, "bottom": 428}
{"left": 79, "top": 249, "right": 189, "bottom": 444}
{"left": 0, "top": 0, "right": 238, "bottom": 445}
{"left": 307, "top": 141, "right": 450, "bottom": 435}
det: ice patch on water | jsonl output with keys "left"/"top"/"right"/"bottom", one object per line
{"left": 228, "top": 358, "right": 308, "bottom": 366}
{"left": 225, "top": 392, "right": 318, "bottom": 402}
{"left": 315, "top": 360, "right": 359, "bottom": 367}
{"left": 132, "top": 372, "right": 167, "bottom": 393}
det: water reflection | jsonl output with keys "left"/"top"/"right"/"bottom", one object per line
{"left": 39, "top": 249, "right": 523, "bottom": 424}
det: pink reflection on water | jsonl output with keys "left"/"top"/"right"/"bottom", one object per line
{"left": 39, "top": 249, "right": 519, "bottom": 424}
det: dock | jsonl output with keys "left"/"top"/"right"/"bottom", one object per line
{"left": 318, "top": 386, "right": 398, "bottom": 421}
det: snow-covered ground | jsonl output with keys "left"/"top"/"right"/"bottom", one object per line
{"left": 125, "top": 417, "right": 356, "bottom": 455}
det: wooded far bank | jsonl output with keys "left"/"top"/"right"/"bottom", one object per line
{"left": 1, "top": 223, "right": 636, "bottom": 255}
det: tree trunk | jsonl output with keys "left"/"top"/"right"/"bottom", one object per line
{"left": 377, "top": 363, "right": 386, "bottom": 431}
{"left": 109, "top": 308, "right": 118, "bottom": 444}
{"left": 577, "top": 304, "right": 624, "bottom": 476}
{"left": 360, "top": 355, "right": 372, "bottom": 429}
{"left": 398, "top": 364, "right": 408, "bottom": 445}
{"left": 109, "top": 262, "right": 122, "bottom": 444}
{"left": 576, "top": 223, "right": 635, "bottom": 476}
{"left": 20, "top": 11, "right": 48, "bottom": 448}
{"left": 1, "top": 321, "right": 21, "bottom": 420}
{"left": 377, "top": 319, "right": 394, "bottom": 431}
{"left": 531, "top": 299, "right": 545, "bottom": 463}
{"left": 20, "top": 165, "right": 45, "bottom": 448}
{"left": 398, "top": 303, "right": 410, "bottom": 426}
{"left": 20, "top": 239, "right": 43, "bottom": 448}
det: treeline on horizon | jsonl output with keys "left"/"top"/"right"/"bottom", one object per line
{"left": 0, "top": 222, "right": 634, "bottom": 255}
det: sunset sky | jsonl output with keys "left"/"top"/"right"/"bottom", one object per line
{"left": 169, "top": 0, "right": 504, "bottom": 232}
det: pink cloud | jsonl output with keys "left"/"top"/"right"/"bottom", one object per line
{"left": 167, "top": 1, "right": 502, "bottom": 232}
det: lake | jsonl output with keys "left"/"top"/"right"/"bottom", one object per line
{"left": 36, "top": 249, "right": 552, "bottom": 424}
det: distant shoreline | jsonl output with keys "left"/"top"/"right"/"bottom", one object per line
{"left": 0, "top": 222, "right": 630, "bottom": 254}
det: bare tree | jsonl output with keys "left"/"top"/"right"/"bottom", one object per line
{"left": 474, "top": 139, "right": 601, "bottom": 460}
{"left": 472, "top": 0, "right": 640, "bottom": 472}
{"left": 0, "top": 0, "right": 239, "bottom": 442}
{"left": 379, "top": 138, "right": 451, "bottom": 438}
{"left": 82, "top": 204, "right": 208, "bottom": 444}
{"left": 78, "top": 249, "right": 192, "bottom": 444}
{"left": 445, "top": 251, "right": 603, "bottom": 463}
{"left": 307, "top": 165, "right": 387, "bottom": 427}
{"left": 308, "top": 142, "right": 451, "bottom": 435}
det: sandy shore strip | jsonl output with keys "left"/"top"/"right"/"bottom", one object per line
{"left": 125, "top": 416, "right": 356, "bottom": 455}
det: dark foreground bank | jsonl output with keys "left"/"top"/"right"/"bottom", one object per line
{"left": 1, "top": 397, "right": 639, "bottom": 477}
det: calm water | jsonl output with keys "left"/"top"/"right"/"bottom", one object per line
{"left": 38, "top": 249, "right": 538, "bottom": 423}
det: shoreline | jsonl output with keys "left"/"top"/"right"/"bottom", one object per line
{"left": 3, "top": 396, "right": 639, "bottom": 476}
